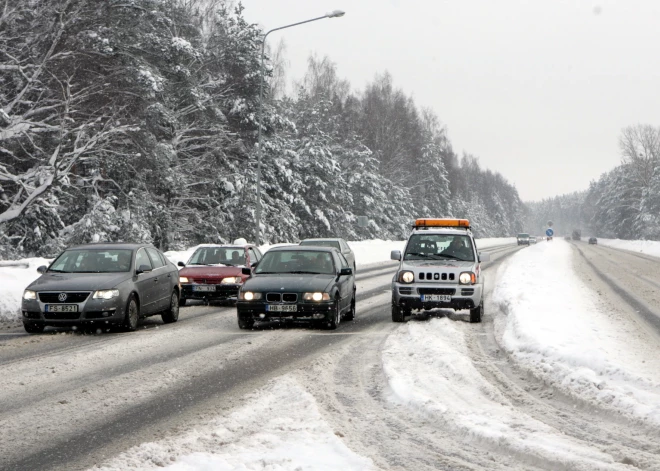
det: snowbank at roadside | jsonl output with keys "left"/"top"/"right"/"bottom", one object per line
{"left": 492, "top": 241, "right": 660, "bottom": 427}
{"left": 598, "top": 238, "right": 660, "bottom": 259}
{"left": 93, "top": 375, "right": 374, "bottom": 471}
{"left": 0, "top": 258, "right": 51, "bottom": 323}
{"left": 382, "top": 318, "right": 632, "bottom": 470}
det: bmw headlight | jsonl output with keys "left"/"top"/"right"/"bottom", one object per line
{"left": 240, "top": 291, "right": 262, "bottom": 301}
{"left": 303, "top": 292, "right": 330, "bottom": 301}
{"left": 93, "top": 289, "right": 120, "bottom": 300}
{"left": 221, "top": 277, "right": 242, "bottom": 285}
{"left": 459, "top": 272, "right": 476, "bottom": 285}
{"left": 398, "top": 271, "right": 414, "bottom": 283}
{"left": 23, "top": 290, "right": 37, "bottom": 300}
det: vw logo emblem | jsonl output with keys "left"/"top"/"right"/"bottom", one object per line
{"left": 58, "top": 293, "right": 67, "bottom": 302}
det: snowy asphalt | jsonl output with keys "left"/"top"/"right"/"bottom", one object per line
{"left": 1, "top": 241, "right": 659, "bottom": 470}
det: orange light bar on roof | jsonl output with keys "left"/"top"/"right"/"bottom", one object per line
{"left": 414, "top": 218, "right": 470, "bottom": 228}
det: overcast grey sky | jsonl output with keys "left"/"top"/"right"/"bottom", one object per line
{"left": 240, "top": 0, "right": 660, "bottom": 202}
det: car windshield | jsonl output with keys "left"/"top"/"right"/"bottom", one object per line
{"left": 299, "top": 240, "right": 341, "bottom": 250}
{"left": 187, "top": 247, "right": 246, "bottom": 266}
{"left": 49, "top": 249, "right": 133, "bottom": 273}
{"left": 404, "top": 234, "right": 474, "bottom": 262}
{"left": 255, "top": 250, "right": 335, "bottom": 275}
{"left": 518, "top": 233, "right": 529, "bottom": 238}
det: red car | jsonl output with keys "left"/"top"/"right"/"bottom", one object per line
{"left": 177, "top": 244, "right": 263, "bottom": 305}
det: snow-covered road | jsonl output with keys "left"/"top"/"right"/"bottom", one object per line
{"left": 2, "top": 239, "right": 660, "bottom": 471}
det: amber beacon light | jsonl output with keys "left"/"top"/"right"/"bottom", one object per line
{"left": 413, "top": 218, "right": 471, "bottom": 228}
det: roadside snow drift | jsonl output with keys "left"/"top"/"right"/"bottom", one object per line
{"left": 598, "top": 238, "right": 660, "bottom": 259}
{"left": 492, "top": 241, "right": 660, "bottom": 427}
{"left": 0, "top": 258, "right": 50, "bottom": 323}
{"left": 93, "top": 375, "right": 374, "bottom": 471}
{"left": 382, "top": 318, "right": 635, "bottom": 471}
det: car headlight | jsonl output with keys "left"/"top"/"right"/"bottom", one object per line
{"left": 303, "top": 292, "right": 330, "bottom": 301}
{"left": 179, "top": 276, "right": 190, "bottom": 283}
{"left": 459, "top": 272, "right": 476, "bottom": 285}
{"left": 240, "top": 291, "right": 262, "bottom": 301}
{"left": 398, "top": 271, "right": 414, "bottom": 283}
{"left": 93, "top": 289, "right": 120, "bottom": 300}
{"left": 23, "top": 290, "right": 37, "bottom": 300}
{"left": 221, "top": 277, "right": 242, "bottom": 285}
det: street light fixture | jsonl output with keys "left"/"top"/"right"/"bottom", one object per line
{"left": 254, "top": 10, "right": 346, "bottom": 246}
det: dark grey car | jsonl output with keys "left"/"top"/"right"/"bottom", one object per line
{"left": 21, "top": 243, "right": 180, "bottom": 333}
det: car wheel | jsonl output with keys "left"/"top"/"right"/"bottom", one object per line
{"left": 238, "top": 316, "right": 254, "bottom": 330}
{"left": 23, "top": 322, "right": 45, "bottom": 334}
{"left": 161, "top": 290, "right": 179, "bottom": 324}
{"left": 469, "top": 301, "right": 483, "bottom": 323}
{"left": 392, "top": 299, "right": 405, "bottom": 323}
{"left": 179, "top": 297, "right": 187, "bottom": 307}
{"left": 343, "top": 291, "right": 356, "bottom": 321}
{"left": 122, "top": 294, "right": 140, "bottom": 332}
{"left": 326, "top": 299, "right": 341, "bottom": 330}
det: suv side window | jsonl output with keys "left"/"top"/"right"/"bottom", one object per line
{"left": 135, "top": 248, "right": 153, "bottom": 271}
{"left": 337, "top": 252, "right": 349, "bottom": 269}
{"left": 146, "top": 247, "right": 165, "bottom": 268}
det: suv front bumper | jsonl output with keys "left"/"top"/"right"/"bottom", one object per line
{"left": 391, "top": 282, "right": 483, "bottom": 311}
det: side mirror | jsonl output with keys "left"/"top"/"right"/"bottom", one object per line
{"left": 37, "top": 265, "right": 48, "bottom": 274}
{"left": 136, "top": 264, "right": 152, "bottom": 275}
{"left": 390, "top": 250, "right": 401, "bottom": 261}
{"left": 177, "top": 261, "right": 185, "bottom": 267}
{"left": 241, "top": 267, "right": 252, "bottom": 276}
{"left": 479, "top": 252, "right": 491, "bottom": 263}
{"left": 251, "top": 260, "right": 259, "bottom": 268}
{"left": 339, "top": 267, "right": 353, "bottom": 276}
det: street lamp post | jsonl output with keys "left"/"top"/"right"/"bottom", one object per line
{"left": 254, "top": 10, "right": 345, "bottom": 246}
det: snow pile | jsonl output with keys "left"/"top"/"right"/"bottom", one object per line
{"left": 492, "top": 241, "right": 660, "bottom": 427}
{"left": 382, "top": 318, "right": 633, "bottom": 470}
{"left": 94, "top": 375, "right": 374, "bottom": 471}
{"left": 598, "top": 238, "right": 660, "bottom": 259}
{"left": 0, "top": 258, "right": 50, "bottom": 323}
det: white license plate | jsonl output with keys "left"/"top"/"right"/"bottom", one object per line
{"left": 266, "top": 304, "right": 298, "bottom": 312}
{"left": 421, "top": 295, "right": 451, "bottom": 302}
{"left": 193, "top": 285, "right": 216, "bottom": 292}
{"left": 45, "top": 304, "right": 78, "bottom": 313}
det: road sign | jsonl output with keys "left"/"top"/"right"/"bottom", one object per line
{"left": 546, "top": 228, "right": 554, "bottom": 237}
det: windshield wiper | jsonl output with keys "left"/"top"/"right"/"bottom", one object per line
{"left": 289, "top": 271, "right": 325, "bottom": 274}
{"left": 48, "top": 269, "right": 68, "bottom": 273}
{"left": 255, "top": 271, "right": 276, "bottom": 274}
{"left": 405, "top": 252, "right": 432, "bottom": 258}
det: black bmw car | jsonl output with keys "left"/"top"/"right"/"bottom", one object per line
{"left": 236, "top": 246, "right": 356, "bottom": 330}
{"left": 21, "top": 243, "right": 180, "bottom": 333}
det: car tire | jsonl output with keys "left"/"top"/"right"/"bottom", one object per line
{"left": 326, "top": 299, "right": 341, "bottom": 330}
{"left": 343, "top": 291, "right": 356, "bottom": 321}
{"left": 392, "top": 300, "right": 405, "bottom": 323}
{"left": 238, "top": 316, "right": 254, "bottom": 330}
{"left": 161, "top": 290, "right": 180, "bottom": 324}
{"left": 179, "top": 297, "right": 187, "bottom": 307}
{"left": 122, "top": 294, "right": 140, "bottom": 332}
{"left": 469, "top": 301, "right": 483, "bottom": 323}
{"left": 23, "top": 322, "right": 45, "bottom": 334}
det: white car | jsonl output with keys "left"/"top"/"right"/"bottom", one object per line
{"left": 390, "top": 218, "right": 490, "bottom": 323}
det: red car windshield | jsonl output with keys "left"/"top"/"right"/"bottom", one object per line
{"left": 188, "top": 247, "right": 246, "bottom": 266}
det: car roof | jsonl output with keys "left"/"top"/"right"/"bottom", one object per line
{"left": 268, "top": 245, "right": 338, "bottom": 253}
{"left": 193, "top": 244, "right": 250, "bottom": 249}
{"left": 300, "top": 238, "right": 343, "bottom": 242}
{"left": 67, "top": 242, "right": 150, "bottom": 250}
{"left": 410, "top": 228, "right": 472, "bottom": 236}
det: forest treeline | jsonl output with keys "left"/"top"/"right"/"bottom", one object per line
{"left": 528, "top": 124, "right": 660, "bottom": 240}
{"left": 0, "top": 0, "right": 526, "bottom": 257}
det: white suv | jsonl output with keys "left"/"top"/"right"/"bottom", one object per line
{"left": 390, "top": 218, "right": 490, "bottom": 323}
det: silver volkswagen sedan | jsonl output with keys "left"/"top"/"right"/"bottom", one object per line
{"left": 21, "top": 243, "right": 180, "bottom": 333}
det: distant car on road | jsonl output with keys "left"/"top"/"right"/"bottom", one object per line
{"left": 517, "top": 233, "right": 530, "bottom": 245}
{"left": 177, "top": 244, "right": 263, "bottom": 305}
{"left": 588, "top": 237, "right": 598, "bottom": 245}
{"left": 236, "top": 246, "right": 355, "bottom": 330}
{"left": 564, "top": 236, "right": 571, "bottom": 241}
{"left": 299, "top": 238, "right": 355, "bottom": 271}
{"left": 529, "top": 236, "right": 537, "bottom": 244}
{"left": 21, "top": 243, "right": 180, "bottom": 333}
